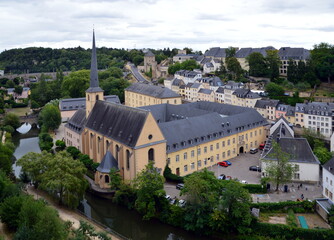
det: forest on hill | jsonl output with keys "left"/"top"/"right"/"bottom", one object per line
{"left": 0, "top": 47, "right": 177, "bottom": 74}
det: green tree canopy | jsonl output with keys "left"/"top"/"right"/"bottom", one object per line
{"left": 133, "top": 161, "right": 166, "bottom": 220}
{"left": 168, "top": 60, "right": 200, "bottom": 75}
{"left": 61, "top": 70, "right": 90, "bottom": 98}
{"left": 246, "top": 52, "right": 268, "bottom": 77}
{"left": 265, "top": 49, "right": 280, "bottom": 81}
{"left": 311, "top": 43, "right": 334, "bottom": 83}
{"left": 265, "top": 82, "right": 284, "bottom": 98}
{"left": 263, "top": 141, "right": 296, "bottom": 191}
{"left": 3, "top": 112, "right": 20, "bottom": 129}
{"left": 38, "top": 103, "right": 61, "bottom": 131}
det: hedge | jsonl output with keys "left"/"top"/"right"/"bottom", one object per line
{"left": 252, "top": 222, "right": 334, "bottom": 240}
{"left": 250, "top": 200, "right": 315, "bottom": 213}
{"left": 243, "top": 184, "right": 267, "bottom": 194}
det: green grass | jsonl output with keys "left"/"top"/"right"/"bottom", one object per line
{"left": 7, "top": 106, "right": 31, "bottom": 117}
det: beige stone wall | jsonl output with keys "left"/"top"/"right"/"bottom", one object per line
{"left": 61, "top": 110, "right": 77, "bottom": 122}
{"left": 86, "top": 91, "right": 104, "bottom": 118}
{"left": 65, "top": 127, "right": 82, "bottom": 151}
{"left": 125, "top": 90, "right": 181, "bottom": 107}
{"left": 167, "top": 126, "right": 266, "bottom": 176}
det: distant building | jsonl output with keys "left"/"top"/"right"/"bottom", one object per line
{"left": 7, "top": 87, "right": 30, "bottom": 100}
{"left": 323, "top": 158, "right": 334, "bottom": 201}
{"left": 0, "top": 70, "right": 4, "bottom": 76}
{"left": 278, "top": 47, "right": 310, "bottom": 76}
{"left": 254, "top": 99, "right": 280, "bottom": 121}
{"left": 124, "top": 83, "right": 182, "bottom": 107}
{"left": 261, "top": 117, "right": 320, "bottom": 183}
{"left": 231, "top": 89, "right": 261, "bottom": 108}
{"left": 235, "top": 47, "right": 276, "bottom": 71}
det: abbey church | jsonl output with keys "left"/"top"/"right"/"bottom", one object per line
{"left": 65, "top": 32, "right": 267, "bottom": 189}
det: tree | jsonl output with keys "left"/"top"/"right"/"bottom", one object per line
{"left": 14, "top": 85, "right": 23, "bottom": 95}
{"left": 265, "top": 82, "right": 284, "bottom": 98}
{"left": 100, "top": 78, "right": 130, "bottom": 103}
{"left": 168, "top": 60, "right": 200, "bottom": 75}
{"left": 311, "top": 43, "right": 334, "bottom": 84}
{"left": 38, "top": 103, "right": 61, "bottom": 131}
{"left": 133, "top": 161, "right": 166, "bottom": 220}
{"left": 246, "top": 52, "right": 268, "bottom": 77}
{"left": 218, "top": 181, "right": 252, "bottom": 233}
{"left": 313, "top": 139, "right": 332, "bottom": 165}
{"left": 265, "top": 49, "right": 280, "bottom": 81}
{"left": 263, "top": 141, "right": 296, "bottom": 191}
{"left": 328, "top": 204, "right": 334, "bottom": 228}
{"left": 39, "top": 151, "right": 88, "bottom": 208}
{"left": 181, "top": 169, "right": 223, "bottom": 235}
{"left": 3, "top": 112, "right": 20, "bottom": 129}
{"left": 61, "top": 70, "right": 90, "bottom": 98}
{"left": 226, "top": 57, "right": 243, "bottom": 80}
{"left": 225, "top": 47, "right": 237, "bottom": 58}
{"left": 0, "top": 142, "right": 15, "bottom": 175}
{"left": 0, "top": 195, "right": 26, "bottom": 230}
{"left": 70, "top": 220, "right": 111, "bottom": 240}
{"left": 303, "top": 128, "right": 325, "bottom": 148}
{"left": 109, "top": 168, "right": 122, "bottom": 190}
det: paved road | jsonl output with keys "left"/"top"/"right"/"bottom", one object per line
{"left": 128, "top": 63, "right": 148, "bottom": 83}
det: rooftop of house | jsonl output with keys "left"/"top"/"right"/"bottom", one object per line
{"left": 295, "top": 102, "right": 334, "bottom": 115}
{"left": 204, "top": 47, "right": 228, "bottom": 58}
{"left": 59, "top": 95, "right": 120, "bottom": 111}
{"left": 175, "top": 70, "right": 202, "bottom": 78}
{"left": 233, "top": 89, "right": 261, "bottom": 99}
{"left": 198, "top": 88, "right": 213, "bottom": 95}
{"left": 278, "top": 47, "right": 310, "bottom": 60}
{"left": 316, "top": 198, "right": 334, "bottom": 213}
{"left": 255, "top": 99, "right": 280, "bottom": 109}
{"left": 197, "top": 76, "right": 223, "bottom": 87}
{"left": 216, "top": 87, "right": 224, "bottom": 94}
{"left": 125, "top": 83, "right": 180, "bottom": 99}
{"left": 65, "top": 109, "right": 86, "bottom": 134}
{"left": 171, "top": 78, "right": 185, "bottom": 86}
{"left": 235, "top": 47, "right": 276, "bottom": 58}
{"left": 323, "top": 158, "right": 334, "bottom": 175}
{"left": 145, "top": 50, "right": 155, "bottom": 57}
{"left": 141, "top": 101, "right": 267, "bottom": 153}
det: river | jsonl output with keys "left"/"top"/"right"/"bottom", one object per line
{"left": 12, "top": 123, "right": 213, "bottom": 240}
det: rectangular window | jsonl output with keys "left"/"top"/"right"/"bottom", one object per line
{"left": 255, "top": 130, "right": 257, "bottom": 136}
{"left": 176, "top": 155, "right": 179, "bottom": 162}
{"left": 204, "top": 158, "right": 207, "bottom": 165}
{"left": 294, "top": 173, "right": 300, "bottom": 180}
{"left": 227, "top": 150, "right": 230, "bottom": 156}
{"left": 198, "top": 148, "right": 201, "bottom": 155}
{"left": 222, "top": 141, "right": 225, "bottom": 147}
{"left": 184, "top": 165, "right": 188, "bottom": 172}
{"left": 191, "top": 162, "right": 195, "bottom": 169}
{"left": 216, "top": 154, "right": 219, "bottom": 161}
{"left": 198, "top": 160, "right": 202, "bottom": 167}
{"left": 210, "top": 145, "right": 213, "bottom": 151}
{"left": 228, "top": 139, "right": 230, "bottom": 145}
{"left": 233, "top": 148, "right": 236, "bottom": 154}
{"left": 204, "top": 147, "right": 207, "bottom": 153}
{"left": 233, "top": 138, "right": 235, "bottom": 144}
{"left": 250, "top": 132, "right": 253, "bottom": 138}
{"left": 184, "top": 152, "right": 187, "bottom": 160}
{"left": 167, "top": 158, "right": 170, "bottom": 165}
{"left": 191, "top": 150, "right": 195, "bottom": 158}
{"left": 216, "top": 143, "right": 219, "bottom": 149}
{"left": 222, "top": 152, "right": 225, "bottom": 158}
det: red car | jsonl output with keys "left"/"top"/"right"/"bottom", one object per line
{"left": 218, "top": 161, "right": 228, "bottom": 167}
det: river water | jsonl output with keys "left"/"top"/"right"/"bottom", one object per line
{"left": 12, "top": 123, "right": 214, "bottom": 240}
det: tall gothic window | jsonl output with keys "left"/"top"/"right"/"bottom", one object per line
{"left": 148, "top": 148, "right": 154, "bottom": 162}
{"left": 126, "top": 150, "right": 130, "bottom": 170}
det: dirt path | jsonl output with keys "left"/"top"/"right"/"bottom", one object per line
{"left": 26, "top": 185, "right": 124, "bottom": 240}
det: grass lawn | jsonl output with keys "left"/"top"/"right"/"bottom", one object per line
{"left": 7, "top": 106, "right": 31, "bottom": 117}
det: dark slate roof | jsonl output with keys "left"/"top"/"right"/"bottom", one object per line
{"left": 263, "top": 138, "right": 319, "bottom": 164}
{"left": 223, "top": 81, "right": 244, "bottom": 89}
{"left": 278, "top": 47, "right": 310, "bottom": 60}
{"left": 316, "top": 199, "right": 334, "bottom": 213}
{"left": 295, "top": 102, "right": 334, "bottom": 116}
{"left": 235, "top": 47, "right": 276, "bottom": 58}
{"left": 171, "top": 78, "right": 185, "bottom": 86}
{"left": 179, "top": 85, "right": 185, "bottom": 89}
{"left": 145, "top": 50, "right": 155, "bottom": 57}
{"left": 323, "top": 158, "right": 334, "bottom": 174}
{"left": 185, "top": 83, "right": 193, "bottom": 88}
{"left": 190, "top": 83, "right": 201, "bottom": 89}
{"left": 205, "top": 47, "right": 227, "bottom": 58}
{"left": 60, "top": 95, "right": 120, "bottom": 111}
{"left": 141, "top": 102, "right": 267, "bottom": 153}
{"left": 86, "top": 101, "right": 149, "bottom": 147}
{"left": 96, "top": 151, "right": 119, "bottom": 173}
{"left": 125, "top": 83, "right": 180, "bottom": 99}
{"left": 216, "top": 87, "right": 224, "bottom": 93}
{"left": 198, "top": 88, "right": 213, "bottom": 94}
{"left": 87, "top": 30, "right": 103, "bottom": 93}
{"left": 65, "top": 109, "right": 86, "bottom": 133}
{"left": 205, "top": 62, "right": 214, "bottom": 68}
{"left": 255, "top": 99, "right": 280, "bottom": 109}
{"left": 175, "top": 70, "right": 201, "bottom": 78}
{"left": 233, "top": 89, "right": 261, "bottom": 99}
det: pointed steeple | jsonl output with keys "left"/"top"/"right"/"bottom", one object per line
{"left": 87, "top": 30, "right": 103, "bottom": 92}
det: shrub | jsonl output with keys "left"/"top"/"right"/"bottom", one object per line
{"left": 163, "top": 165, "right": 183, "bottom": 183}
{"left": 66, "top": 146, "right": 81, "bottom": 159}
{"left": 286, "top": 209, "right": 298, "bottom": 228}
{"left": 55, "top": 140, "right": 66, "bottom": 150}
{"left": 243, "top": 184, "right": 267, "bottom": 194}
{"left": 250, "top": 201, "right": 315, "bottom": 213}
{"left": 38, "top": 132, "right": 54, "bottom": 151}
{"left": 3, "top": 125, "right": 14, "bottom": 134}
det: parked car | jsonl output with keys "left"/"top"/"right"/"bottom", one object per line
{"left": 176, "top": 183, "right": 184, "bottom": 190}
{"left": 223, "top": 160, "right": 232, "bottom": 166}
{"left": 218, "top": 174, "right": 226, "bottom": 180}
{"left": 165, "top": 195, "right": 171, "bottom": 201}
{"left": 178, "top": 199, "right": 186, "bottom": 207}
{"left": 225, "top": 176, "right": 232, "bottom": 180}
{"left": 240, "top": 180, "right": 248, "bottom": 184}
{"left": 250, "top": 148, "right": 258, "bottom": 154}
{"left": 218, "top": 161, "right": 228, "bottom": 167}
{"left": 259, "top": 143, "right": 265, "bottom": 150}
{"left": 249, "top": 166, "right": 261, "bottom": 172}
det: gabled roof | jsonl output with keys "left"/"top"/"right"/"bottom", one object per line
{"left": 190, "top": 83, "right": 201, "bottom": 89}
{"left": 205, "top": 47, "right": 227, "bottom": 58}
{"left": 254, "top": 99, "right": 280, "bottom": 109}
{"left": 323, "top": 158, "right": 334, "bottom": 175}
{"left": 216, "top": 87, "right": 224, "bottom": 93}
{"left": 233, "top": 89, "right": 261, "bottom": 99}
{"left": 172, "top": 78, "right": 185, "bottom": 86}
{"left": 65, "top": 109, "right": 86, "bottom": 133}
{"left": 235, "top": 47, "right": 276, "bottom": 58}
{"left": 198, "top": 88, "right": 213, "bottom": 95}
{"left": 205, "top": 62, "right": 214, "bottom": 68}
{"left": 295, "top": 102, "right": 334, "bottom": 115}
{"left": 96, "top": 151, "right": 118, "bottom": 173}
{"left": 60, "top": 95, "right": 120, "bottom": 111}
{"left": 145, "top": 50, "right": 155, "bottom": 57}
{"left": 262, "top": 138, "right": 319, "bottom": 164}
{"left": 86, "top": 101, "right": 149, "bottom": 147}
{"left": 125, "top": 83, "right": 180, "bottom": 99}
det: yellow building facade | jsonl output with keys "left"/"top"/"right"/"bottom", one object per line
{"left": 125, "top": 83, "right": 182, "bottom": 107}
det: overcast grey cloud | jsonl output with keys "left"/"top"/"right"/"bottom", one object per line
{"left": 0, "top": 0, "right": 333, "bottom": 53}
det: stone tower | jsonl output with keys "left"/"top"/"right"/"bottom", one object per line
{"left": 86, "top": 30, "right": 104, "bottom": 118}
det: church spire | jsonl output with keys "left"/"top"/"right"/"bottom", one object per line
{"left": 90, "top": 29, "right": 99, "bottom": 88}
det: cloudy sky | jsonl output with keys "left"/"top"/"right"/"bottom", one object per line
{"left": 0, "top": 0, "right": 333, "bottom": 53}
